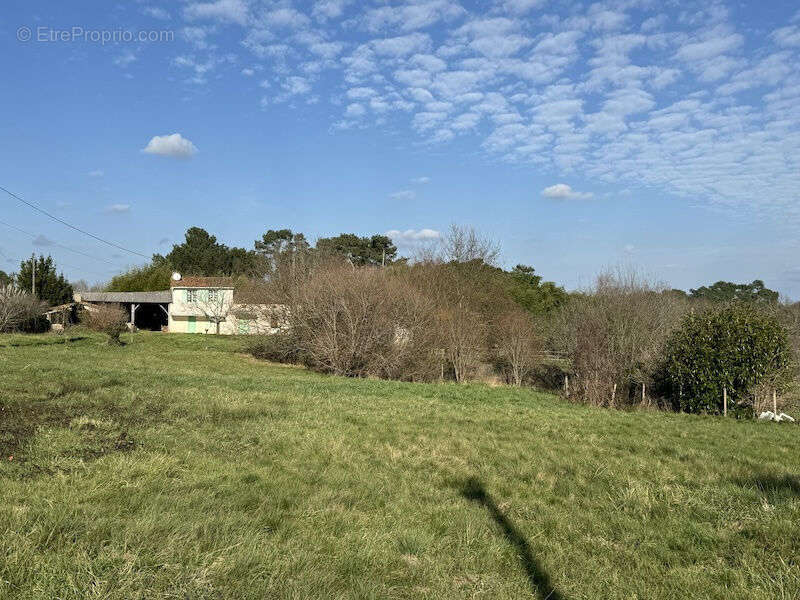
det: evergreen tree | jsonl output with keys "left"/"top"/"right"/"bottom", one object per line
{"left": 15, "top": 255, "right": 73, "bottom": 306}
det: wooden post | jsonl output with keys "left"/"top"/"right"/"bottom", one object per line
{"left": 723, "top": 386, "right": 727, "bottom": 417}
{"left": 564, "top": 374, "right": 569, "bottom": 398}
{"left": 642, "top": 382, "right": 646, "bottom": 405}
{"left": 773, "top": 389, "right": 777, "bottom": 414}
{"left": 611, "top": 383, "right": 617, "bottom": 406}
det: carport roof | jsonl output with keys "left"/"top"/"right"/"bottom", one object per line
{"left": 78, "top": 291, "right": 172, "bottom": 303}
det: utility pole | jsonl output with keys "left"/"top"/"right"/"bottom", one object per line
{"left": 31, "top": 253, "right": 35, "bottom": 297}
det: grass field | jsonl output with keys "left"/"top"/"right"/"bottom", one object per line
{"left": 1, "top": 331, "right": 798, "bottom": 599}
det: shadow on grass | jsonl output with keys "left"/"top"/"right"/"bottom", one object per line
{"left": 0, "top": 336, "right": 88, "bottom": 348}
{"left": 732, "top": 473, "right": 800, "bottom": 501}
{"left": 460, "top": 477, "right": 565, "bottom": 600}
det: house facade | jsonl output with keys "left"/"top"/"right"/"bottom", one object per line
{"left": 75, "top": 275, "right": 281, "bottom": 335}
{"left": 169, "top": 277, "right": 236, "bottom": 334}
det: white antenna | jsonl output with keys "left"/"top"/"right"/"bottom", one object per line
{"left": 172, "top": 272, "right": 182, "bottom": 281}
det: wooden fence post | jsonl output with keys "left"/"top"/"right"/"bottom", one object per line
{"left": 723, "top": 386, "right": 727, "bottom": 417}
{"left": 611, "top": 383, "right": 617, "bottom": 407}
{"left": 564, "top": 374, "right": 569, "bottom": 398}
{"left": 773, "top": 389, "right": 777, "bottom": 414}
{"left": 642, "top": 382, "right": 646, "bottom": 405}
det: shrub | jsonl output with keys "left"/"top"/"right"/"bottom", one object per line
{"left": 434, "top": 305, "right": 485, "bottom": 383}
{"left": 283, "top": 264, "right": 435, "bottom": 378}
{"left": 549, "top": 269, "right": 690, "bottom": 407}
{"left": 245, "top": 332, "right": 302, "bottom": 364}
{"left": 0, "top": 285, "right": 46, "bottom": 332}
{"left": 82, "top": 305, "right": 129, "bottom": 345}
{"left": 490, "top": 310, "right": 542, "bottom": 386}
{"left": 662, "top": 303, "right": 795, "bottom": 415}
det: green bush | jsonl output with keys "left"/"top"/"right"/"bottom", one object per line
{"left": 662, "top": 304, "right": 795, "bottom": 415}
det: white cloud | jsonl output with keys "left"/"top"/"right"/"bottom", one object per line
{"left": 113, "top": 50, "right": 137, "bottom": 67}
{"left": 345, "top": 103, "right": 366, "bottom": 117}
{"left": 141, "top": 133, "right": 198, "bottom": 158}
{"left": 182, "top": 26, "right": 215, "bottom": 50}
{"left": 772, "top": 25, "right": 800, "bottom": 47}
{"left": 503, "top": 0, "right": 545, "bottom": 15}
{"left": 675, "top": 29, "right": 743, "bottom": 61}
{"left": 389, "top": 190, "right": 417, "bottom": 200}
{"left": 88, "top": 169, "right": 104, "bottom": 177}
{"left": 279, "top": 76, "right": 312, "bottom": 97}
{"left": 309, "top": 41, "right": 345, "bottom": 59}
{"left": 411, "top": 176, "right": 430, "bottom": 184}
{"left": 260, "top": 8, "right": 309, "bottom": 29}
{"left": 184, "top": 0, "right": 249, "bottom": 25}
{"left": 156, "top": 0, "right": 800, "bottom": 224}
{"left": 142, "top": 6, "right": 170, "bottom": 20}
{"left": 105, "top": 204, "right": 131, "bottom": 214}
{"left": 386, "top": 228, "right": 441, "bottom": 244}
{"left": 313, "top": 0, "right": 351, "bottom": 21}
{"left": 542, "top": 183, "right": 594, "bottom": 200}
{"left": 361, "top": 1, "right": 464, "bottom": 32}
{"left": 371, "top": 33, "right": 431, "bottom": 57}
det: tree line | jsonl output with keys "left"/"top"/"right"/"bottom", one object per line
{"left": 1, "top": 225, "right": 796, "bottom": 419}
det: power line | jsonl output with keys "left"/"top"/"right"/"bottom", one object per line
{"left": 0, "top": 184, "right": 149, "bottom": 259}
{"left": 0, "top": 247, "right": 115, "bottom": 279}
{"left": 0, "top": 218, "right": 122, "bottom": 267}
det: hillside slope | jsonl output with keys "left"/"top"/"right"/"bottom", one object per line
{"left": 1, "top": 332, "right": 798, "bottom": 599}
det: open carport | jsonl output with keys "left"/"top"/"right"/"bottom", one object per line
{"left": 76, "top": 291, "right": 171, "bottom": 331}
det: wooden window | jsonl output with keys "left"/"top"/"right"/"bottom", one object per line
{"left": 186, "top": 289, "right": 198, "bottom": 303}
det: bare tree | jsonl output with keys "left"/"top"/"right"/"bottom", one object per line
{"left": 493, "top": 310, "right": 542, "bottom": 386}
{"left": 195, "top": 289, "right": 232, "bottom": 334}
{"left": 439, "top": 224, "right": 501, "bottom": 266}
{"left": 435, "top": 305, "right": 485, "bottom": 383}
{"left": 0, "top": 285, "right": 45, "bottom": 332}
{"left": 549, "top": 267, "right": 690, "bottom": 406}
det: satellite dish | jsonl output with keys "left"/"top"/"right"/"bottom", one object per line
{"left": 172, "top": 272, "right": 182, "bottom": 281}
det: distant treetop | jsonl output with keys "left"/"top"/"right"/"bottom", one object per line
{"left": 689, "top": 280, "right": 779, "bottom": 305}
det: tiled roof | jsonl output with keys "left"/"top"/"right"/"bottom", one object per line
{"left": 170, "top": 276, "right": 235, "bottom": 288}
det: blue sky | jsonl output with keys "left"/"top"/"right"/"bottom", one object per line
{"left": 1, "top": 0, "right": 799, "bottom": 295}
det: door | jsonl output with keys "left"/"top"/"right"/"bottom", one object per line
{"left": 187, "top": 316, "right": 196, "bottom": 333}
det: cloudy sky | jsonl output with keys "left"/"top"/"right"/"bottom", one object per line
{"left": 1, "top": 0, "right": 799, "bottom": 295}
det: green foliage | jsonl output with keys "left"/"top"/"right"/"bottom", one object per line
{"left": 506, "top": 265, "right": 568, "bottom": 314}
{"left": 14, "top": 255, "right": 73, "bottom": 306}
{"left": 254, "top": 229, "right": 311, "bottom": 275}
{"left": 154, "top": 227, "right": 266, "bottom": 277}
{"left": 690, "top": 279, "right": 779, "bottom": 305}
{"left": 0, "top": 271, "right": 11, "bottom": 287}
{"left": 316, "top": 233, "right": 398, "bottom": 266}
{"left": 107, "top": 261, "right": 173, "bottom": 292}
{"left": 663, "top": 303, "right": 795, "bottom": 414}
